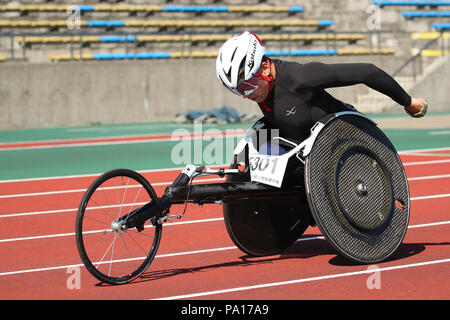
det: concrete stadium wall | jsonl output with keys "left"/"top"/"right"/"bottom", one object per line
{"left": 409, "top": 55, "right": 450, "bottom": 113}
{"left": 0, "top": 54, "right": 447, "bottom": 130}
{"left": 0, "top": 59, "right": 259, "bottom": 129}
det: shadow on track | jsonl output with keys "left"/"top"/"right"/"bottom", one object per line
{"left": 94, "top": 237, "right": 449, "bottom": 286}
{"left": 328, "top": 241, "right": 450, "bottom": 266}
{"left": 128, "top": 235, "right": 333, "bottom": 284}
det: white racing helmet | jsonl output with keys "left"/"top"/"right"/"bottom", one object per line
{"left": 216, "top": 31, "right": 266, "bottom": 96}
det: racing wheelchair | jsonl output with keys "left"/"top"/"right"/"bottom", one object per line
{"left": 75, "top": 112, "right": 410, "bottom": 285}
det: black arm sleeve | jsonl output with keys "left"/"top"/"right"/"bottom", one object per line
{"left": 294, "top": 62, "right": 412, "bottom": 106}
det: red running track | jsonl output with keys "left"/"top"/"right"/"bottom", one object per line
{"left": 0, "top": 151, "right": 449, "bottom": 300}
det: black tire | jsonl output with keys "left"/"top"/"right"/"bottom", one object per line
{"left": 223, "top": 156, "right": 313, "bottom": 257}
{"left": 76, "top": 168, "right": 162, "bottom": 285}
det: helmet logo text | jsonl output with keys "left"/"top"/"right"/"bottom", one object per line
{"left": 247, "top": 40, "right": 257, "bottom": 71}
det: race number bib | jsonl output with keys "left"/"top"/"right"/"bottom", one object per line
{"left": 249, "top": 152, "right": 289, "bottom": 188}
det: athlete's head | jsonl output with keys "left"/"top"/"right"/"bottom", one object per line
{"left": 216, "top": 31, "right": 273, "bottom": 102}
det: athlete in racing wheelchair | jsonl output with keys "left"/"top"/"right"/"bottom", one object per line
{"left": 75, "top": 32, "right": 428, "bottom": 285}
{"left": 217, "top": 31, "right": 427, "bottom": 261}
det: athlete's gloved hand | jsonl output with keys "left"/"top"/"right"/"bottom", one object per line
{"left": 404, "top": 97, "right": 428, "bottom": 118}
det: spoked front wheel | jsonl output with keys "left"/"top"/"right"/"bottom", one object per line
{"left": 75, "top": 169, "right": 162, "bottom": 285}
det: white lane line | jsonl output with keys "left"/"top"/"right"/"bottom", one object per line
{"left": 411, "top": 193, "right": 450, "bottom": 200}
{"left": 403, "top": 153, "right": 450, "bottom": 157}
{"left": 407, "top": 221, "right": 450, "bottom": 229}
{"left": 1, "top": 220, "right": 449, "bottom": 244}
{"left": 0, "top": 245, "right": 236, "bottom": 277}
{"left": 0, "top": 177, "right": 223, "bottom": 199}
{"left": 0, "top": 217, "right": 225, "bottom": 243}
{"left": 0, "top": 166, "right": 187, "bottom": 184}
{"left": 0, "top": 245, "right": 238, "bottom": 277}
{"left": 403, "top": 159, "right": 450, "bottom": 166}
{"left": 399, "top": 146, "right": 450, "bottom": 154}
{"left": 0, "top": 131, "right": 246, "bottom": 151}
{"left": 0, "top": 138, "right": 174, "bottom": 151}
{"left": 0, "top": 133, "right": 165, "bottom": 145}
{"left": 1, "top": 219, "right": 448, "bottom": 244}
{"left": 407, "top": 173, "right": 450, "bottom": 181}
{"left": 0, "top": 172, "right": 446, "bottom": 199}
{"left": 0, "top": 220, "right": 448, "bottom": 276}
{"left": 153, "top": 258, "right": 450, "bottom": 300}
{"left": 0, "top": 207, "right": 76, "bottom": 218}
{"left": 428, "top": 131, "right": 450, "bottom": 135}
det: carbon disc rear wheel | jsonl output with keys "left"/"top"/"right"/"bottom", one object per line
{"left": 305, "top": 113, "right": 410, "bottom": 264}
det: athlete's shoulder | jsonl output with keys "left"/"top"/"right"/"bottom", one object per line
{"left": 272, "top": 59, "right": 301, "bottom": 81}
{"left": 272, "top": 58, "right": 302, "bottom": 70}
{"left": 274, "top": 59, "right": 330, "bottom": 77}
{"left": 272, "top": 59, "right": 314, "bottom": 89}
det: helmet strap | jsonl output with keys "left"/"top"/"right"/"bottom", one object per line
{"left": 262, "top": 57, "right": 274, "bottom": 93}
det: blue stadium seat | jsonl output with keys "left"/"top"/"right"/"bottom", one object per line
{"left": 162, "top": 6, "right": 228, "bottom": 12}
{"left": 266, "top": 49, "right": 337, "bottom": 56}
{"left": 160, "top": 5, "right": 304, "bottom": 13}
{"left": 319, "top": 20, "right": 335, "bottom": 27}
{"left": 94, "top": 53, "right": 134, "bottom": 60}
{"left": 0, "top": 4, "right": 305, "bottom": 14}
{"left": 18, "top": 33, "right": 364, "bottom": 48}
{"left": 289, "top": 6, "right": 305, "bottom": 12}
{"left": 433, "top": 22, "right": 450, "bottom": 29}
{"left": 99, "top": 36, "right": 136, "bottom": 43}
{"left": 89, "top": 50, "right": 339, "bottom": 60}
{"left": 79, "top": 6, "right": 95, "bottom": 12}
{"left": 135, "top": 52, "right": 172, "bottom": 59}
{"left": 83, "top": 19, "right": 333, "bottom": 29}
{"left": 87, "top": 20, "right": 125, "bottom": 28}
{"left": 93, "top": 52, "right": 171, "bottom": 60}
{"left": 373, "top": 1, "right": 450, "bottom": 6}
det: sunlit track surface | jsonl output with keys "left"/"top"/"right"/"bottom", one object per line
{"left": 0, "top": 150, "right": 449, "bottom": 300}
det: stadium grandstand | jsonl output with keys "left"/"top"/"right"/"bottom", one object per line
{"left": 0, "top": 0, "right": 448, "bottom": 128}
{"left": 2, "top": 0, "right": 447, "bottom": 63}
